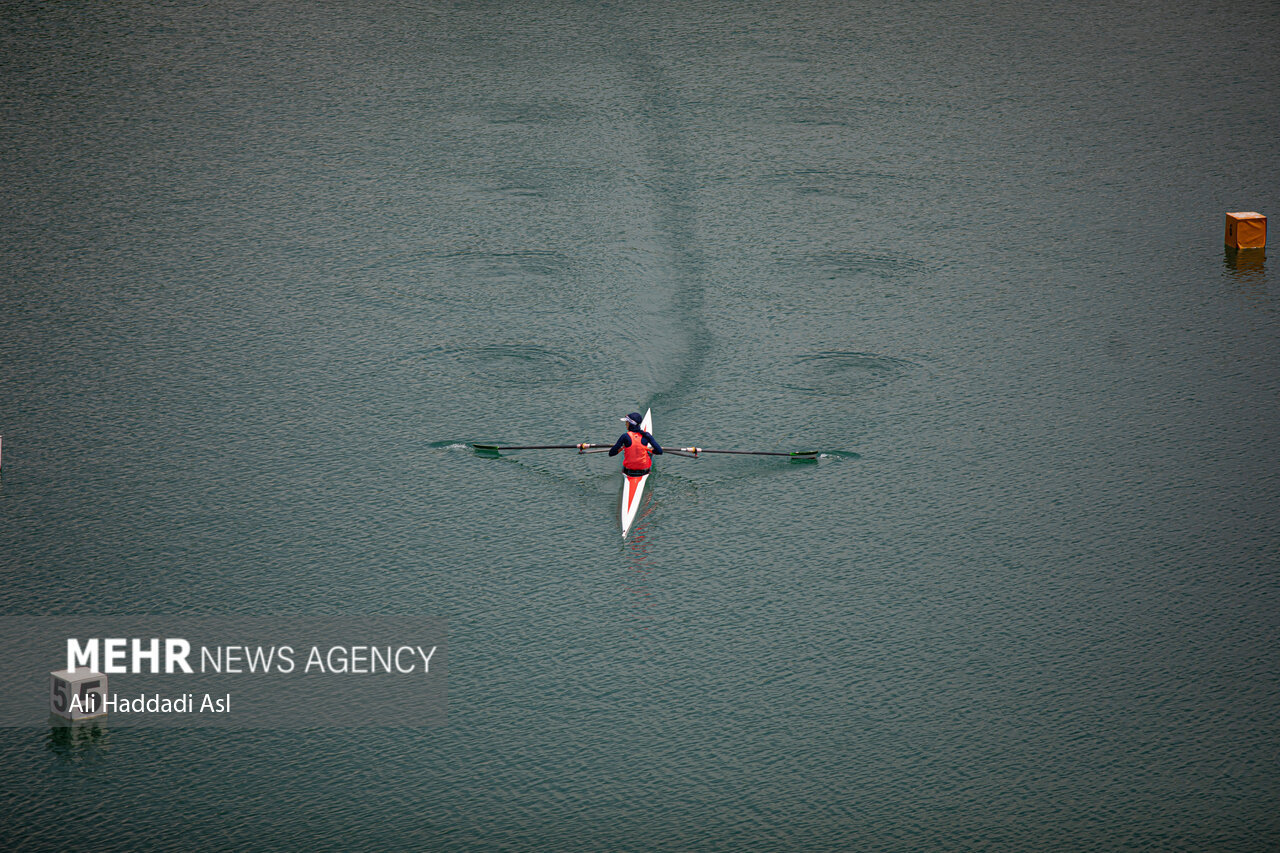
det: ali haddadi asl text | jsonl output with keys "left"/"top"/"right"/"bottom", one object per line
{"left": 69, "top": 692, "right": 230, "bottom": 715}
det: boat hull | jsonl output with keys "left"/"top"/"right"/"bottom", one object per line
{"left": 619, "top": 408, "right": 653, "bottom": 536}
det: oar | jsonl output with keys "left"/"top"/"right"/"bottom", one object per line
{"left": 674, "top": 446, "right": 819, "bottom": 459}
{"left": 471, "top": 442, "right": 607, "bottom": 452}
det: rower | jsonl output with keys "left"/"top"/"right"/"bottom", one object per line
{"left": 609, "top": 411, "right": 663, "bottom": 476}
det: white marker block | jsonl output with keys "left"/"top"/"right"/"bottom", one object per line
{"left": 50, "top": 668, "right": 108, "bottom": 720}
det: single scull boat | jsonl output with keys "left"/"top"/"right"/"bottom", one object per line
{"left": 470, "top": 414, "right": 818, "bottom": 536}
{"left": 619, "top": 408, "right": 653, "bottom": 537}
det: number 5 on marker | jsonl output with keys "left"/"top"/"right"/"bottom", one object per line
{"left": 49, "top": 668, "right": 108, "bottom": 721}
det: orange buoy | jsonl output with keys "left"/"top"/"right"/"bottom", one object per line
{"left": 1225, "top": 212, "right": 1266, "bottom": 249}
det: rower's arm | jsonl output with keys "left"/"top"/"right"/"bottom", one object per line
{"left": 607, "top": 433, "right": 630, "bottom": 456}
{"left": 644, "top": 433, "right": 663, "bottom": 454}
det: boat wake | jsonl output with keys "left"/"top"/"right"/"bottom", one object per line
{"left": 427, "top": 441, "right": 474, "bottom": 451}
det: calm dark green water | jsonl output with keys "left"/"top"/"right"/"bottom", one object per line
{"left": 2, "top": 0, "right": 1278, "bottom": 849}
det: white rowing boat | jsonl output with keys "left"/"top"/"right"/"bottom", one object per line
{"left": 470, "top": 410, "right": 816, "bottom": 535}
{"left": 619, "top": 408, "right": 652, "bottom": 537}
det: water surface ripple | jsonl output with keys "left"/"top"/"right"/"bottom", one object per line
{"left": 2, "top": 0, "right": 1279, "bottom": 850}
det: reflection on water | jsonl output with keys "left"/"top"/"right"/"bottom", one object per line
{"left": 45, "top": 718, "right": 111, "bottom": 765}
{"left": 623, "top": 524, "right": 656, "bottom": 648}
{"left": 1223, "top": 248, "right": 1271, "bottom": 310}
{"left": 1223, "top": 247, "right": 1266, "bottom": 283}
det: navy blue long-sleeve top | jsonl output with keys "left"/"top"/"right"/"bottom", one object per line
{"left": 608, "top": 430, "right": 663, "bottom": 457}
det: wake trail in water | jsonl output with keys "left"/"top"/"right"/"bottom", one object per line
{"left": 612, "top": 38, "right": 712, "bottom": 417}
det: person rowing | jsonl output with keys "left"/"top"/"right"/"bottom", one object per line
{"left": 609, "top": 411, "right": 663, "bottom": 476}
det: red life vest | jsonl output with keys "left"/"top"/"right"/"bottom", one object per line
{"left": 623, "top": 430, "right": 652, "bottom": 471}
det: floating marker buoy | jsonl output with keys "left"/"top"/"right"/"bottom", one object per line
{"left": 50, "top": 667, "right": 108, "bottom": 721}
{"left": 1225, "top": 212, "right": 1266, "bottom": 249}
